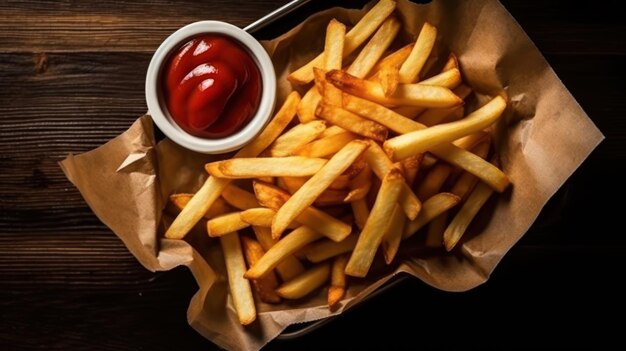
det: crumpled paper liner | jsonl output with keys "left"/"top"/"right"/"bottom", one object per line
{"left": 59, "top": 0, "right": 604, "bottom": 350}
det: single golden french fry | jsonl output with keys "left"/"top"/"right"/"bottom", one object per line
{"left": 342, "top": 93, "right": 424, "bottom": 134}
{"left": 418, "top": 68, "right": 461, "bottom": 89}
{"left": 280, "top": 176, "right": 307, "bottom": 194}
{"left": 403, "top": 192, "right": 461, "bottom": 239}
{"left": 206, "top": 157, "right": 328, "bottom": 179}
{"left": 347, "top": 17, "right": 400, "bottom": 79}
{"left": 207, "top": 212, "right": 251, "bottom": 237}
{"left": 399, "top": 22, "right": 437, "bottom": 83}
{"left": 328, "top": 254, "right": 349, "bottom": 308}
{"left": 287, "top": 0, "right": 396, "bottom": 84}
{"left": 276, "top": 263, "right": 331, "bottom": 299}
{"left": 272, "top": 140, "right": 368, "bottom": 239}
{"left": 363, "top": 140, "right": 421, "bottom": 219}
{"left": 240, "top": 208, "right": 277, "bottom": 227}
{"left": 416, "top": 163, "right": 452, "bottom": 201}
{"left": 253, "top": 181, "right": 352, "bottom": 242}
{"left": 294, "top": 131, "right": 357, "bottom": 158}
{"left": 245, "top": 226, "right": 322, "bottom": 279}
{"left": 240, "top": 236, "right": 282, "bottom": 304}
{"left": 351, "top": 199, "right": 370, "bottom": 231}
{"left": 381, "top": 204, "right": 406, "bottom": 264}
{"left": 453, "top": 131, "right": 489, "bottom": 150}
{"left": 221, "top": 185, "right": 259, "bottom": 210}
{"left": 346, "top": 168, "right": 404, "bottom": 277}
{"left": 328, "top": 69, "right": 462, "bottom": 108}
{"left": 324, "top": 19, "right": 346, "bottom": 70}
{"left": 165, "top": 92, "right": 300, "bottom": 239}
{"left": 297, "top": 87, "right": 322, "bottom": 123}
{"left": 269, "top": 120, "right": 327, "bottom": 157}
{"left": 424, "top": 212, "right": 447, "bottom": 248}
{"left": 316, "top": 103, "right": 388, "bottom": 142}
{"left": 220, "top": 232, "right": 256, "bottom": 325}
{"left": 378, "top": 62, "right": 401, "bottom": 96}
{"left": 169, "top": 194, "right": 231, "bottom": 219}
{"left": 252, "top": 226, "right": 305, "bottom": 281}
{"left": 304, "top": 234, "right": 359, "bottom": 263}
{"left": 444, "top": 181, "right": 494, "bottom": 251}
{"left": 384, "top": 96, "right": 507, "bottom": 160}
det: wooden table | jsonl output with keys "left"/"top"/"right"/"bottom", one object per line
{"left": 1, "top": 1, "right": 623, "bottom": 349}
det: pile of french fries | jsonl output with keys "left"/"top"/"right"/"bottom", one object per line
{"left": 165, "top": 0, "right": 510, "bottom": 325}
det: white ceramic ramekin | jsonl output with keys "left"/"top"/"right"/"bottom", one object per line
{"left": 145, "top": 21, "right": 276, "bottom": 154}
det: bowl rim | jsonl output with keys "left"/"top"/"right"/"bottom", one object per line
{"left": 145, "top": 20, "right": 276, "bottom": 154}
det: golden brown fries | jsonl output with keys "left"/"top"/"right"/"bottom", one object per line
{"left": 164, "top": 2, "right": 514, "bottom": 322}
{"left": 276, "top": 263, "right": 331, "bottom": 299}
{"left": 328, "top": 254, "right": 349, "bottom": 308}
{"left": 346, "top": 168, "right": 404, "bottom": 277}
{"left": 240, "top": 236, "right": 282, "bottom": 304}
{"left": 220, "top": 232, "right": 256, "bottom": 325}
{"left": 206, "top": 157, "right": 328, "bottom": 179}
{"left": 271, "top": 140, "right": 368, "bottom": 238}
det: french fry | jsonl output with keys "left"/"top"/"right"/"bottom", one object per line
{"left": 272, "top": 140, "right": 368, "bottom": 239}
{"left": 416, "top": 84, "right": 472, "bottom": 126}
{"left": 269, "top": 120, "right": 326, "bottom": 157}
{"left": 220, "top": 232, "right": 256, "bottom": 325}
{"left": 328, "top": 254, "right": 349, "bottom": 308}
{"left": 346, "top": 17, "right": 400, "bottom": 79}
{"left": 245, "top": 226, "right": 322, "bottom": 279}
{"left": 322, "top": 20, "right": 346, "bottom": 105}
{"left": 378, "top": 62, "right": 401, "bottom": 96}
{"left": 319, "top": 125, "right": 347, "bottom": 139}
{"left": 276, "top": 263, "right": 331, "bottom": 300}
{"left": 169, "top": 194, "right": 230, "bottom": 219}
{"left": 329, "top": 175, "right": 350, "bottom": 190}
{"left": 418, "top": 68, "right": 461, "bottom": 89}
{"left": 221, "top": 185, "right": 259, "bottom": 210}
{"left": 384, "top": 96, "right": 507, "bottom": 160}
{"left": 363, "top": 140, "right": 421, "bottom": 219}
{"left": 252, "top": 226, "right": 305, "bottom": 281}
{"left": 240, "top": 208, "right": 277, "bottom": 227}
{"left": 206, "top": 157, "right": 328, "bottom": 179}
{"left": 240, "top": 236, "right": 282, "bottom": 304}
{"left": 403, "top": 192, "right": 461, "bottom": 239}
{"left": 444, "top": 181, "right": 494, "bottom": 251}
{"left": 381, "top": 204, "right": 406, "bottom": 264}
{"left": 351, "top": 199, "right": 370, "bottom": 231}
{"left": 253, "top": 181, "right": 352, "bottom": 242}
{"left": 453, "top": 130, "right": 489, "bottom": 150}
{"left": 327, "top": 69, "right": 462, "bottom": 108}
{"left": 165, "top": 91, "right": 300, "bottom": 239}
{"left": 399, "top": 22, "right": 437, "bottom": 83}
{"left": 346, "top": 168, "right": 404, "bottom": 277}
{"left": 416, "top": 163, "right": 452, "bottom": 201}
{"left": 280, "top": 176, "right": 307, "bottom": 194}
{"left": 207, "top": 212, "right": 250, "bottom": 237}
{"left": 316, "top": 103, "right": 388, "bottom": 142}
{"left": 424, "top": 212, "right": 447, "bottom": 248}
{"left": 287, "top": 0, "right": 396, "bottom": 84}
{"left": 294, "top": 130, "right": 357, "bottom": 158}
{"left": 368, "top": 43, "right": 414, "bottom": 79}
{"left": 297, "top": 87, "right": 322, "bottom": 123}
{"left": 304, "top": 234, "right": 359, "bottom": 264}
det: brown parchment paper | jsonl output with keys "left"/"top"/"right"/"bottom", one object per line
{"left": 59, "top": 0, "right": 604, "bottom": 350}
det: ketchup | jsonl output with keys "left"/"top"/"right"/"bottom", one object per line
{"left": 162, "top": 34, "right": 262, "bottom": 138}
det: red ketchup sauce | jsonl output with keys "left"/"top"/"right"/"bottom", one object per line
{"left": 162, "top": 34, "right": 262, "bottom": 138}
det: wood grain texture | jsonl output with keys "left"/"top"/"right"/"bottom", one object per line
{"left": 0, "top": 0, "right": 624, "bottom": 350}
